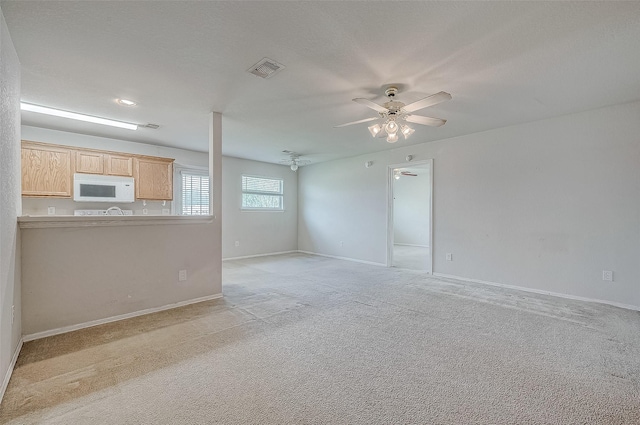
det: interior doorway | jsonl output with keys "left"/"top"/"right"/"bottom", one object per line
{"left": 387, "top": 159, "right": 433, "bottom": 273}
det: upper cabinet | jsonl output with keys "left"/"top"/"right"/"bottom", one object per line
{"left": 21, "top": 141, "right": 174, "bottom": 200}
{"left": 134, "top": 157, "right": 173, "bottom": 201}
{"left": 75, "top": 150, "right": 104, "bottom": 174}
{"left": 21, "top": 142, "right": 73, "bottom": 197}
{"left": 76, "top": 151, "right": 134, "bottom": 177}
{"left": 105, "top": 154, "right": 133, "bottom": 177}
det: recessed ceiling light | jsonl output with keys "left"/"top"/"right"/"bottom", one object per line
{"left": 117, "top": 99, "right": 137, "bottom": 107}
{"left": 21, "top": 102, "right": 138, "bottom": 130}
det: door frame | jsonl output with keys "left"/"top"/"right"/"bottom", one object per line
{"left": 386, "top": 158, "right": 433, "bottom": 273}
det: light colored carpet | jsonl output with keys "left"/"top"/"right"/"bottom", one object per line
{"left": 1, "top": 253, "right": 639, "bottom": 424}
{"left": 393, "top": 244, "right": 430, "bottom": 270}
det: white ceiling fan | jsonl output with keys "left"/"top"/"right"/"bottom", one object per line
{"left": 394, "top": 170, "right": 418, "bottom": 180}
{"left": 280, "top": 151, "right": 311, "bottom": 171}
{"left": 335, "top": 86, "right": 451, "bottom": 143}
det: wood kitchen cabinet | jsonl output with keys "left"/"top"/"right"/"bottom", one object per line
{"left": 104, "top": 154, "right": 133, "bottom": 177}
{"left": 76, "top": 150, "right": 133, "bottom": 177}
{"left": 21, "top": 142, "right": 73, "bottom": 197}
{"left": 133, "top": 157, "right": 173, "bottom": 200}
{"left": 75, "top": 150, "right": 104, "bottom": 174}
{"left": 22, "top": 141, "right": 175, "bottom": 201}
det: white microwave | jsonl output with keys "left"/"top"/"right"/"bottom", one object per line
{"left": 73, "top": 173, "right": 135, "bottom": 203}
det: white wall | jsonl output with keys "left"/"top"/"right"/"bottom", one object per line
{"left": 299, "top": 101, "right": 640, "bottom": 309}
{"left": 393, "top": 170, "right": 430, "bottom": 246}
{"left": 222, "top": 156, "right": 297, "bottom": 259}
{"left": 0, "top": 6, "right": 21, "bottom": 399}
{"left": 21, "top": 126, "right": 209, "bottom": 216}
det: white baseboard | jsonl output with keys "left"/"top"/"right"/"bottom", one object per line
{"left": 223, "top": 250, "right": 299, "bottom": 261}
{"left": 394, "top": 243, "right": 430, "bottom": 248}
{"left": 298, "top": 250, "right": 386, "bottom": 267}
{"left": 23, "top": 293, "right": 223, "bottom": 342}
{"left": 433, "top": 273, "right": 640, "bottom": 312}
{"left": 1, "top": 338, "right": 23, "bottom": 405}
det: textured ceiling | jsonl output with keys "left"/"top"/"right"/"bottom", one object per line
{"left": 2, "top": 1, "right": 640, "bottom": 165}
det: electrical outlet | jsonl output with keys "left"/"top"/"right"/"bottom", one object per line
{"left": 162, "top": 209, "right": 170, "bottom": 215}
{"left": 602, "top": 270, "right": 613, "bottom": 282}
{"left": 179, "top": 270, "right": 187, "bottom": 281}
{"left": 446, "top": 253, "right": 453, "bottom": 261}
{"left": 47, "top": 206, "right": 55, "bottom": 215}
{"left": 235, "top": 241, "right": 240, "bottom": 247}
{"left": 142, "top": 208, "right": 148, "bottom": 215}
{"left": 340, "top": 241, "right": 344, "bottom": 247}
{"left": 11, "top": 305, "right": 15, "bottom": 325}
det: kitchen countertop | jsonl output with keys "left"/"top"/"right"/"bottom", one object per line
{"left": 18, "top": 214, "right": 215, "bottom": 228}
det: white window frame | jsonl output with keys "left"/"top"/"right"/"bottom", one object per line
{"left": 175, "top": 166, "right": 210, "bottom": 216}
{"left": 241, "top": 174, "right": 284, "bottom": 211}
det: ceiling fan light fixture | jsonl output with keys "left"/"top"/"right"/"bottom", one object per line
{"left": 290, "top": 163, "right": 299, "bottom": 171}
{"left": 336, "top": 87, "right": 451, "bottom": 143}
{"left": 368, "top": 123, "right": 382, "bottom": 137}
{"left": 401, "top": 124, "right": 415, "bottom": 139}
{"left": 385, "top": 120, "right": 398, "bottom": 135}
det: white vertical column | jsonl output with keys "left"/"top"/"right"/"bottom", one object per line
{"left": 208, "top": 112, "right": 222, "bottom": 220}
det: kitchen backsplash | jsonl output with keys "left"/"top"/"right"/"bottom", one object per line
{"left": 22, "top": 197, "right": 174, "bottom": 216}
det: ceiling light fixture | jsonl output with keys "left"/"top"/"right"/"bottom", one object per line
{"left": 280, "top": 151, "right": 310, "bottom": 171}
{"left": 21, "top": 103, "right": 138, "bottom": 130}
{"left": 335, "top": 86, "right": 451, "bottom": 144}
{"left": 368, "top": 124, "right": 382, "bottom": 137}
{"left": 117, "top": 99, "right": 137, "bottom": 107}
{"left": 385, "top": 120, "right": 398, "bottom": 135}
{"left": 400, "top": 125, "right": 415, "bottom": 139}
{"left": 370, "top": 118, "right": 411, "bottom": 143}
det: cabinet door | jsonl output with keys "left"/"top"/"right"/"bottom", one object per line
{"left": 105, "top": 154, "right": 133, "bottom": 177}
{"left": 134, "top": 157, "right": 173, "bottom": 200}
{"left": 75, "top": 150, "right": 104, "bottom": 174}
{"left": 22, "top": 144, "right": 72, "bottom": 197}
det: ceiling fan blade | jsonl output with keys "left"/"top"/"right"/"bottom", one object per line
{"left": 334, "top": 117, "right": 378, "bottom": 128}
{"left": 353, "top": 98, "right": 388, "bottom": 113}
{"left": 405, "top": 115, "right": 447, "bottom": 127}
{"left": 402, "top": 91, "right": 451, "bottom": 113}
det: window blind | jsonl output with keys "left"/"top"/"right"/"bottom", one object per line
{"left": 182, "top": 173, "right": 210, "bottom": 215}
{"left": 241, "top": 175, "right": 283, "bottom": 210}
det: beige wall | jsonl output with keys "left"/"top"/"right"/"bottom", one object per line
{"left": 0, "top": 5, "right": 21, "bottom": 399}
{"left": 21, "top": 222, "right": 219, "bottom": 336}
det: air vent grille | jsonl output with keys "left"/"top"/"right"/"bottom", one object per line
{"left": 248, "top": 58, "right": 285, "bottom": 79}
{"left": 142, "top": 123, "right": 160, "bottom": 129}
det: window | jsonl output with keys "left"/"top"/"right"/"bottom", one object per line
{"left": 242, "top": 175, "right": 283, "bottom": 210}
{"left": 181, "top": 172, "right": 210, "bottom": 215}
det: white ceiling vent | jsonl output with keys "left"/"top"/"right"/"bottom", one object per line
{"left": 142, "top": 123, "right": 160, "bottom": 129}
{"left": 248, "top": 58, "right": 285, "bottom": 79}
